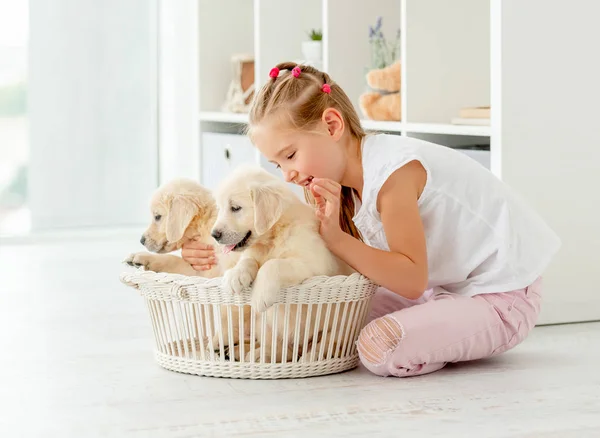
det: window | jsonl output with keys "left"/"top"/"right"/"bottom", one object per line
{"left": 0, "top": 0, "right": 29, "bottom": 236}
{"left": 0, "top": 0, "right": 159, "bottom": 236}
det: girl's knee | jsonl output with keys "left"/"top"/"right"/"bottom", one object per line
{"left": 357, "top": 315, "right": 405, "bottom": 369}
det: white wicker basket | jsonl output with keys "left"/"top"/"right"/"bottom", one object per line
{"left": 120, "top": 270, "right": 377, "bottom": 379}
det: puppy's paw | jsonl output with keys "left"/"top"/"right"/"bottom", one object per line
{"left": 298, "top": 352, "right": 311, "bottom": 363}
{"left": 251, "top": 291, "right": 277, "bottom": 313}
{"left": 123, "top": 252, "right": 161, "bottom": 272}
{"left": 225, "top": 342, "right": 251, "bottom": 362}
{"left": 123, "top": 253, "right": 137, "bottom": 267}
{"left": 245, "top": 346, "right": 271, "bottom": 363}
{"left": 222, "top": 266, "right": 254, "bottom": 295}
{"left": 251, "top": 279, "right": 280, "bottom": 312}
{"left": 123, "top": 252, "right": 147, "bottom": 268}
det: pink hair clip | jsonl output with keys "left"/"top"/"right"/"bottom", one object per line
{"left": 269, "top": 67, "right": 279, "bottom": 79}
{"left": 291, "top": 66, "right": 301, "bottom": 78}
{"left": 322, "top": 83, "right": 331, "bottom": 94}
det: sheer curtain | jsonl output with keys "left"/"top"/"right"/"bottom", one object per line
{"left": 28, "top": 0, "right": 158, "bottom": 231}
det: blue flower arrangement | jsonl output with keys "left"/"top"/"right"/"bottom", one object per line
{"left": 368, "top": 16, "right": 401, "bottom": 69}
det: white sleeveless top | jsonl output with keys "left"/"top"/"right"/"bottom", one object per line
{"left": 353, "top": 134, "right": 561, "bottom": 297}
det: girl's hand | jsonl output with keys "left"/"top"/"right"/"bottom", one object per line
{"left": 181, "top": 239, "right": 217, "bottom": 271}
{"left": 309, "top": 178, "right": 345, "bottom": 247}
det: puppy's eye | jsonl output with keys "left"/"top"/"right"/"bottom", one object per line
{"left": 154, "top": 214, "right": 162, "bottom": 221}
{"left": 231, "top": 205, "right": 242, "bottom": 212}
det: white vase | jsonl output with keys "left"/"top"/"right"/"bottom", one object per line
{"left": 301, "top": 40, "right": 322, "bottom": 63}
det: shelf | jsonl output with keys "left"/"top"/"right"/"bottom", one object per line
{"left": 199, "top": 112, "right": 490, "bottom": 136}
{"left": 361, "top": 120, "right": 404, "bottom": 132}
{"left": 404, "top": 0, "right": 490, "bottom": 125}
{"left": 403, "top": 122, "right": 490, "bottom": 137}
{"left": 199, "top": 111, "right": 249, "bottom": 124}
{"left": 362, "top": 120, "right": 490, "bottom": 136}
{"left": 198, "top": 1, "right": 254, "bottom": 112}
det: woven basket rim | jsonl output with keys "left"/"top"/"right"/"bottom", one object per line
{"left": 120, "top": 269, "right": 374, "bottom": 291}
{"left": 120, "top": 269, "right": 377, "bottom": 304}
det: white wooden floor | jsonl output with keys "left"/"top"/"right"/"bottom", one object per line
{"left": 1, "top": 237, "right": 599, "bottom": 437}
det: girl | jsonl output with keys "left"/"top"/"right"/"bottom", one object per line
{"left": 183, "top": 62, "right": 561, "bottom": 377}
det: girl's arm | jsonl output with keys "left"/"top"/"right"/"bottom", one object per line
{"left": 311, "top": 160, "right": 428, "bottom": 300}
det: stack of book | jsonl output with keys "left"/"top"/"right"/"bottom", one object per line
{"left": 451, "top": 106, "right": 490, "bottom": 126}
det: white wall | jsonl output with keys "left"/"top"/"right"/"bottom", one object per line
{"left": 495, "top": 0, "right": 600, "bottom": 324}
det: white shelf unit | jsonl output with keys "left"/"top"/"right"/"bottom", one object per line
{"left": 194, "top": 0, "right": 491, "bottom": 192}
{"left": 160, "top": 0, "right": 600, "bottom": 325}
{"left": 199, "top": 111, "right": 250, "bottom": 124}
{"left": 198, "top": 112, "right": 491, "bottom": 137}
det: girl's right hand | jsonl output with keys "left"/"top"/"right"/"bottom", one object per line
{"left": 309, "top": 178, "right": 344, "bottom": 248}
{"left": 181, "top": 239, "right": 217, "bottom": 271}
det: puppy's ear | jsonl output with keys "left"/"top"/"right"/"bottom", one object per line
{"left": 166, "top": 196, "right": 197, "bottom": 243}
{"left": 251, "top": 182, "right": 285, "bottom": 235}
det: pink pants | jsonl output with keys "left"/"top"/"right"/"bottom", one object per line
{"left": 357, "top": 277, "right": 542, "bottom": 377}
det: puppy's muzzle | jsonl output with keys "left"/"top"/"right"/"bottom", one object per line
{"left": 211, "top": 229, "right": 222, "bottom": 241}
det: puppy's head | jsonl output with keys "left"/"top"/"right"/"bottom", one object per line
{"left": 211, "top": 165, "right": 290, "bottom": 253}
{"left": 141, "top": 178, "right": 214, "bottom": 253}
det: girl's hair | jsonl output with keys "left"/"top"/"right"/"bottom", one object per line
{"left": 247, "top": 61, "right": 365, "bottom": 241}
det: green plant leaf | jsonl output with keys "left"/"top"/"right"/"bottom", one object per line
{"left": 307, "top": 28, "right": 323, "bottom": 41}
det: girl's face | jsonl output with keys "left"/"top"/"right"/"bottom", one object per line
{"left": 251, "top": 111, "right": 347, "bottom": 188}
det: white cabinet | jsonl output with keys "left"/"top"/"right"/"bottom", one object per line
{"left": 201, "top": 132, "right": 305, "bottom": 199}
{"left": 456, "top": 149, "right": 490, "bottom": 170}
{"left": 201, "top": 133, "right": 257, "bottom": 191}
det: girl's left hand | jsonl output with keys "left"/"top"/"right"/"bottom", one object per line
{"left": 309, "top": 178, "right": 345, "bottom": 247}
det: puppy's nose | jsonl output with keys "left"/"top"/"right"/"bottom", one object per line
{"left": 211, "top": 229, "right": 222, "bottom": 241}
{"left": 140, "top": 235, "right": 146, "bottom": 245}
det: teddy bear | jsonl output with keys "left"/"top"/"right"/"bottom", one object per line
{"left": 359, "top": 60, "right": 401, "bottom": 121}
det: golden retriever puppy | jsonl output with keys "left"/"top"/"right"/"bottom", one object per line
{"left": 124, "top": 178, "right": 248, "bottom": 355}
{"left": 124, "top": 178, "right": 238, "bottom": 277}
{"left": 211, "top": 164, "right": 353, "bottom": 361}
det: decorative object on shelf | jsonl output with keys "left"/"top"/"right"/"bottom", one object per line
{"left": 367, "top": 16, "right": 400, "bottom": 70}
{"left": 459, "top": 106, "right": 490, "bottom": 119}
{"left": 360, "top": 60, "right": 401, "bottom": 121}
{"left": 301, "top": 29, "right": 323, "bottom": 70}
{"left": 222, "top": 53, "right": 255, "bottom": 113}
{"left": 360, "top": 17, "right": 401, "bottom": 121}
{"left": 451, "top": 106, "right": 491, "bottom": 126}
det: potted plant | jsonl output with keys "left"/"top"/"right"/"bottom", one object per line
{"left": 302, "top": 29, "right": 323, "bottom": 63}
